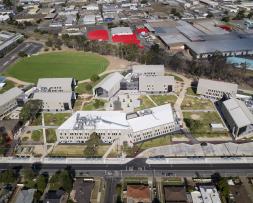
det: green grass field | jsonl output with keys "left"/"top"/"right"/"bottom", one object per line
{"left": 5, "top": 52, "right": 108, "bottom": 83}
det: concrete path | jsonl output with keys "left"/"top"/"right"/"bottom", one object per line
{"left": 6, "top": 77, "right": 32, "bottom": 86}
{"left": 41, "top": 113, "right": 47, "bottom": 156}
{"left": 146, "top": 94, "right": 158, "bottom": 106}
{"left": 240, "top": 176, "right": 253, "bottom": 203}
{"left": 103, "top": 140, "right": 118, "bottom": 159}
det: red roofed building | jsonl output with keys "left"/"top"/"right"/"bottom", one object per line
{"left": 127, "top": 185, "right": 151, "bottom": 203}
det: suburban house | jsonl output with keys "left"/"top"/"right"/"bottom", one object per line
{"left": 43, "top": 190, "right": 68, "bottom": 203}
{"left": 163, "top": 185, "right": 188, "bottom": 203}
{"left": 126, "top": 185, "right": 151, "bottom": 203}
{"left": 13, "top": 188, "right": 36, "bottom": 203}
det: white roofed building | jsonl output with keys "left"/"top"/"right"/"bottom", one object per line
{"left": 221, "top": 98, "right": 253, "bottom": 138}
{"left": 199, "top": 186, "right": 221, "bottom": 203}
{"left": 37, "top": 78, "right": 76, "bottom": 92}
{"left": 56, "top": 104, "right": 179, "bottom": 145}
{"left": 0, "top": 87, "right": 24, "bottom": 118}
{"left": 34, "top": 77, "right": 76, "bottom": 111}
{"left": 132, "top": 65, "right": 165, "bottom": 76}
{"left": 197, "top": 78, "right": 238, "bottom": 100}
{"left": 93, "top": 72, "right": 124, "bottom": 99}
{"left": 111, "top": 27, "right": 133, "bottom": 36}
{"left": 33, "top": 92, "right": 75, "bottom": 111}
{"left": 139, "top": 76, "right": 175, "bottom": 93}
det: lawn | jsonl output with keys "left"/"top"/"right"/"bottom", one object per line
{"left": 150, "top": 95, "right": 177, "bottom": 106}
{"left": 50, "top": 145, "right": 86, "bottom": 157}
{"left": 136, "top": 134, "right": 173, "bottom": 151}
{"left": 31, "top": 130, "right": 43, "bottom": 142}
{"left": 135, "top": 95, "right": 155, "bottom": 111}
{"left": 76, "top": 74, "right": 108, "bottom": 95}
{"left": 49, "top": 144, "right": 109, "bottom": 157}
{"left": 186, "top": 87, "right": 197, "bottom": 96}
{"left": 181, "top": 96, "right": 214, "bottom": 110}
{"left": 44, "top": 113, "right": 71, "bottom": 126}
{"left": 5, "top": 52, "right": 108, "bottom": 83}
{"left": 183, "top": 111, "right": 229, "bottom": 137}
{"left": 82, "top": 99, "right": 105, "bottom": 110}
{"left": 46, "top": 129, "right": 57, "bottom": 143}
{"left": 73, "top": 99, "right": 83, "bottom": 111}
{"left": 0, "top": 80, "right": 16, "bottom": 94}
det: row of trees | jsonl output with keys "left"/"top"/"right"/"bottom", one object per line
{"left": 45, "top": 34, "right": 252, "bottom": 88}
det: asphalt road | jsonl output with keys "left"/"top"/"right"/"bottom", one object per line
{"left": 1, "top": 158, "right": 253, "bottom": 172}
{"left": 104, "top": 177, "right": 120, "bottom": 203}
{"left": 0, "top": 42, "right": 43, "bottom": 72}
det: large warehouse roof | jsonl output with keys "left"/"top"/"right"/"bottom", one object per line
{"left": 186, "top": 38, "right": 253, "bottom": 54}
{"left": 223, "top": 98, "right": 253, "bottom": 128}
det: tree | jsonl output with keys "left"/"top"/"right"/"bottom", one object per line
{"left": 50, "top": 170, "right": 73, "bottom": 192}
{"left": 221, "top": 16, "right": 230, "bottom": 22}
{"left": 16, "top": 6, "right": 24, "bottom": 12}
{"left": 0, "top": 170, "right": 16, "bottom": 184}
{"left": 45, "top": 39, "right": 53, "bottom": 47}
{"left": 90, "top": 74, "right": 100, "bottom": 82}
{"left": 20, "top": 100, "right": 42, "bottom": 123}
{"left": 18, "top": 51, "right": 27, "bottom": 57}
{"left": 83, "top": 133, "right": 102, "bottom": 157}
{"left": 234, "top": 9, "right": 245, "bottom": 20}
{"left": 207, "top": 12, "right": 213, "bottom": 18}
{"left": 247, "top": 11, "right": 253, "bottom": 19}
{"left": 36, "top": 175, "right": 47, "bottom": 193}
{"left": 3, "top": 0, "right": 12, "bottom": 7}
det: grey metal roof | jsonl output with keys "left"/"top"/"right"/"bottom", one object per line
{"left": 132, "top": 65, "right": 165, "bottom": 74}
{"left": 158, "top": 33, "right": 189, "bottom": 45}
{"left": 111, "top": 27, "right": 133, "bottom": 35}
{"left": 0, "top": 32, "right": 23, "bottom": 51}
{"left": 198, "top": 78, "right": 238, "bottom": 93}
{"left": 93, "top": 72, "right": 124, "bottom": 92}
{"left": 223, "top": 98, "right": 253, "bottom": 128}
{"left": 0, "top": 87, "right": 23, "bottom": 106}
{"left": 14, "top": 189, "right": 36, "bottom": 203}
{"left": 176, "top": 21, "right": 205, "bottom": 41}
{"left": 186, "top": 38, "right": 253, "bottom": 54}
{"left": 37, "top": 78, "right": 73, "bottom": 91}
{"left": 33, "top": 92, "right": 74, "bottom": 102}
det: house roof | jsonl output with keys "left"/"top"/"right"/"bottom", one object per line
{"left": 163, "top": 186, "right": 187, "bottom": 202}
{"left": 14, "top": 189, "right": 36, "bottom": 203}
{"left": 127, "top": 185, "right": 150, "bottom": 201}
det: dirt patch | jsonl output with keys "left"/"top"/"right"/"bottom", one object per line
{"left": 191, "top": 114, "right": 201, "bottom": 120}
{"left": 104, "top": 55, "right": 135, "bottom": 71}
